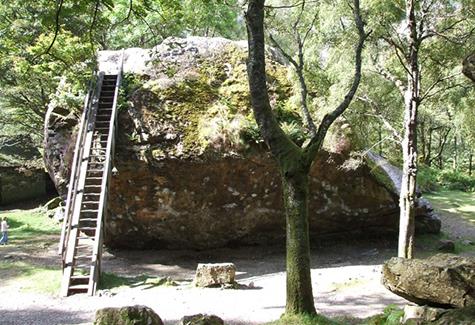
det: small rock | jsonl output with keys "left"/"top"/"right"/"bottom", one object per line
{"left": 4, "top": 255, "right": 12, "bottom": 260}
{"left": 44, "top": 196, "right": 63, "bottom": 210}
{"left": 53, "top": 207, "right": 65, "bottom": 222}
{"left": 177, "top": 314, "right": 224, "bottom": 325}
{"left": 94, "top": 305, "right": 163, "bottom": 325}
{"left": 194, "top": 263, "right": 236, "bottom": 287}
{"left": 403, "top": 305, "right": 444, "bottom": 323}
{"left": 437, "top": 240, "right": 455, "bottom": 253}
{"left": 361, "top": 248, "right": 379, "bottom": 256}
{"left": 462, "top": 240, "right": 474, "bottom": 246}
{"left": 97, "top": 289, "right": 115, "bottom": 297}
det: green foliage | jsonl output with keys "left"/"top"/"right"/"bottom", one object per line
{"left": 361, "top": 305, "right": 404, "bottom": 325}
{"left": 419, "top": 166, "right": 475, "bottom": 193}
{"left": 437, "top": 170, "right": 475, "bottom": 192}
{"left": 417, "top": 166, "right": 441, "bottom": 193}
{"left": 280, "top": 121, "right": 306, "bottom": 145}
{"left": 265, "top": 313, "right": 342, "bottom": 325}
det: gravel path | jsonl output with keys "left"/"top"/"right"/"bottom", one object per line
{"left": 1, "top": 206, "right": 475, "bottom": 324}
{"left": 0, "top": 240, "right": 406, "bottom": 325}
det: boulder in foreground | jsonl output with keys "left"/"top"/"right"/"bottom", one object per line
{"left": 94, "top": 305, "right": 163, "bottom": 325}
{"left": 177, "top": 314, "right": 224, "bottom": 325}
{"left": 382, "top": 254, "right": 475, "bottom": 308}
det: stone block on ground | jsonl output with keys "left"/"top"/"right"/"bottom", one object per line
{"left": 437, "top": 240, "right": 455, "bottom": 253}
{"left": 194, "top": 263, "right": 236, "bottom": 287}
{"left": 382, "top": 254, "right": 475, "bottom": 308}
{"left": 403, "top": 305, "right": 444, "bottom": 324}
{"left": 94, "top": 305, "right": 163, "bottom": 325}
{"left": 177, "top": 314, "right": 224, "bottom": 325}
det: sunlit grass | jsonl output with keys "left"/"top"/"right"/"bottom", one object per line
{"left": 0, "top": 208, "right": 61, "bottom": 295}
{"left": 0, "top": 261, "right": 61, "bottom": 295}
{"left": 425, "top": 190, "right": 475, "bottom": 223}
{"left": 0, "top": 208, "right": 61, "bottom": 243}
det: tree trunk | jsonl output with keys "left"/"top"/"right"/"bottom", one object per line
{"left": 282, "top": 168, "right": 316, "bottom": 315}
{"left": 453, "top": 135, "right": 458, "bottom": 170}
{"left": 245, "top": 0, "right": 317, "bottom": 315}
{"left": 469, "top": 151, "right": 473, "bottom": 176}
{"left": 426, "top": 127, "right": 433, "bottom": 166}
{"left": 399, "top": 0, "right": 419, "bottom": 259}
{"left": 420, "top": 121, "right": 426, "bottom": 163}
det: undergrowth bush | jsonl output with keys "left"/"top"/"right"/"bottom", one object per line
{"left": 417, "top": 166, "right": 440, "bottom": 193}
{"left": 437, "top": 170, "right": 475, "bottom": 192}
{"left": 418, "top": 166, "right": 475, "bottom": 193}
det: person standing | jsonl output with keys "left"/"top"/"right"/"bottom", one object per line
{"left": 0, "top": 217, "right": 8, "bottom": 245}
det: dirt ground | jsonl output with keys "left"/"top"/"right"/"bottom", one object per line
{"left": 1, "top": 203, "right": 474, "bottom": 325}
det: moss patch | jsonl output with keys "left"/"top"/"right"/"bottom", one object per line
{"left": 124, "top": 41, "right": 302, "bottom": 160}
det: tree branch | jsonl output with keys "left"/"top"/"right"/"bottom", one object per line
{"left": 33, "top": 0, "right": 64, "bottom": 61}
{"left": 356, "top": 95, "right": 402, "bottom": 142}
{"left": 303, "top": 0, "right": 369, "bottom": 165}
{"left": 420, "top": 72, "right": 461, "bottom": 102}
{"left": 246, "top": 0, "right": 301, "bottom": 167}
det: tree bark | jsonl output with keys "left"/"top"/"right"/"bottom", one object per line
{"left": 282, "top": 167, "right": 315, "bottom": 315}
{"left": 453, "top": 135, "right": 458, "bottom": 170}
{"left": 399, "top": 0, "right": 420, "bottom": 259}
{"left": 469, "top": 151, "right": 473, "bottom": 176}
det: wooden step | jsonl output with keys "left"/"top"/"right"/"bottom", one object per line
{"left": 79, "top": 218, "right": 98, "bottom": 222}
{"left": 74, "top": 254, "right": 93, "bottom": 259}
{"left": 68, "top": 284, "right": 89, "bottom": 291}
{"left": 70, "top": 275, "right": 89, "bottom": 281}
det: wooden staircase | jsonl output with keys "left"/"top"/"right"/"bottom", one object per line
{"left": 59, "top": 58, "right": 123, "bottom": 296}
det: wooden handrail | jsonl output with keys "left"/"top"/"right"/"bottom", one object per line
{"left": 59, "top": 74, "right": 96, "bottom": 258}
{"left": 89, "top": 50, "right": 125, "bottom": 294}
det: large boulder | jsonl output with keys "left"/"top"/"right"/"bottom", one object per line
{"left": 382, "top": 254, "right": 475, "bottom": 308}
{"left": 44, "top": 36, "right": 440, "bottom": 249}
{"left": 94, "top": 305, "right": 163, "bottom": 325}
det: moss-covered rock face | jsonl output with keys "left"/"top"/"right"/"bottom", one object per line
{"left": 45, "top": 37, "right": 440, "bottom": 249}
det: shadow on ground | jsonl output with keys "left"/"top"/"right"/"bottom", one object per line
{"left": 102, "top": 238, "right": 400, "bottom": 282}
{"left": 0, "top": 307, "right": 90, "bottom": 325}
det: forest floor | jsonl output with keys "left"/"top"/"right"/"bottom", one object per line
{"left": 0, "top": 191, "right": 474, "bottom": 325}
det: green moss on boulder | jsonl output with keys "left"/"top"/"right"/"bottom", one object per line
{"left": 94, "top": 305, "right": 163, "bottom": 325}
